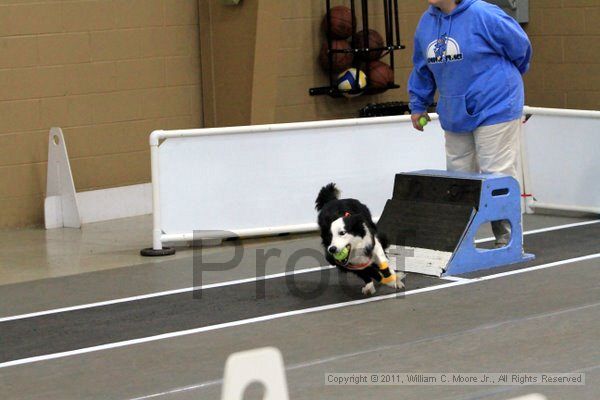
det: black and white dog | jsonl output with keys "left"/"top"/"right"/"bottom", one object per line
{"left": 315, "top": 183, "right": 403, "bottom": 295}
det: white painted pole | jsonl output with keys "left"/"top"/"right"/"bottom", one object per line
{"left": 160, "top": 223, "right": 319, "bottom": 244}
{"left": 150, "top": 132, "right": 163, "bottom": 250}
{"left": 523, "top": 106, "right": 600, "bottom": 119}
{"left": 520, "top": 116, "right": 535, "bottom": 214}
{"left": 158, "top": 217, "right": 384, "bottom": 244}
{"left": 151, "top": 114, "right": 438, "bottom": 141}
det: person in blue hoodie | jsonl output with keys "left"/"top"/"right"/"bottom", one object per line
{"left": 408, "top": 0, "right": 532, "bottom": 247}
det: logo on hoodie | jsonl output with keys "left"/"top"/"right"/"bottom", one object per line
{"left": 427, "top": 34, "right": 463, "bottom": 64}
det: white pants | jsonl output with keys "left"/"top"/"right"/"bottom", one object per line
{"left": 444, "top": 118, "right": 523, "bottom": 245}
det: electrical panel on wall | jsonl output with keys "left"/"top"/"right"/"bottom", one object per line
{"left": 485, "top": 0, "right": 529, "bottom": 23}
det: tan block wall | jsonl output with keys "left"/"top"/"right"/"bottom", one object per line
{"left": 2, "top": 0, "right": 599, "bottom": 228}
{"left": 269, "top": 0, "right": 600, "bottom": 123}
{"left": 274, "top": 0, "right": 425, "bottom": 123}
{"left": 0, "top": 0, "right": 201, "bottom": 228}
{"left": 198, "top": 0, "right": 282, "bottom": 127}
{"left": 199, "top": 0, "right": 259, "bottom": 127}
{"left": 524, "top": 0, "right": 600, "bottom": 109}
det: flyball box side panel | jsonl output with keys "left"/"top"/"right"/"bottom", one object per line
{"left": 379, "top": 172, "right": 482, "bottom": 252}
{"left": 377, "top": 198, "right": 475, "bottom": 253}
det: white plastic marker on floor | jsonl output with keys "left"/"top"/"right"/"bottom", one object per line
{"left": 221, "top": 347, "right": 289, "bottom": 400}
{"left": 0, "top": 252, "right": 598, "bottom": 369}
{"left": 507, "top": 395, "right": 547, "bottom": 400}
{"left": 1, "top": 219, "right": 597, "bottom": 323}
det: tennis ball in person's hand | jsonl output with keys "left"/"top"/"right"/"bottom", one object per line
{"left": 333, "top": 246, "right": 349, "bottom": 261}
{"left": 419, "top": 116, "right": 428, "bottom": 128}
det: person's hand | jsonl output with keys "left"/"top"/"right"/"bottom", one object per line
{"left": 411, "top": 112, "right": 431, "bottom": 132}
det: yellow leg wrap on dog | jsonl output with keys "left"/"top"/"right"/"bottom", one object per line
{"left": 381, "top": 274, "right": 396, "bottom": 284}
{"left": 379, "top": 261, "right": 389, "bottom": 270}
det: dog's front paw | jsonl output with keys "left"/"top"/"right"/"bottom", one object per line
{"left": 381, "top": 272, "right": 405, "bottom": 289}
{"left": 361, "top": 281, "right": 376, "bottom": 296}
{"left": 394, "top": 272, "right": 405, "bottom": 289}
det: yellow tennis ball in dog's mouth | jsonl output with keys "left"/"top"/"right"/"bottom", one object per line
{"left": 333, "top": 246, "right": 350, "bottom": 261}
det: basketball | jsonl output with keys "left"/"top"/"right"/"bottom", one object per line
{"left": 319, "top": 40, "right": 353, "bottom": 73}
{"left": 322, "top": 6, "right": 355, "bottom": 40}
{"left": 337, "top": 68, "right": 367, "bottom": 97}
{"left": 353, "top": 29, "right": 385, "bottom": 61}
{"left": 366, "top": 61, "right": 394, "bottom": 92}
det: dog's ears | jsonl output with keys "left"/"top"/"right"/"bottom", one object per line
{"left": 343, "top": 214, "right": 366, "bottom": 236}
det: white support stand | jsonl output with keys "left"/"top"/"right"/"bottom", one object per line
{"left": 44, "top": 127, "right": 153, "bottom": 230}
{"left": 221, "top": 347, "right": 289, "bottom": 400}
{"left": 45, "top": 127, "right": 81, "bottom": 229}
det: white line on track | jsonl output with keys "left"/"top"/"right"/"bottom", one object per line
{"left": 0, "top": 252, "right": 598, "bottom": 369}
{"left": 440, "top": 275, "right": 472, "bottom": 282}
{"left": 128, "top": 380, "right": 223, "bottom": 400}
{"left": 129, "top": 303, "right": 600, "bottom": 400}
{"left": 456, "top": 362, "right": 600, "bottom": 400}
{"left": 474, "top": 218, "right": 599, "bottom": 243}
{"left": 2, "top": 219, "right": 597, "bottom": 323}
{"left": 0, "top": 265, "right": 336, "bottom": 323}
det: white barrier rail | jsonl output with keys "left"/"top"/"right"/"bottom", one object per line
{"left": 522, "top": 106, "right": 600, "bottom": 215}
{"left": 148, "top": 107, "right": 600, "bottom": 251}
{"left": 149, "top": 114, "right": 446, "bottom": 250}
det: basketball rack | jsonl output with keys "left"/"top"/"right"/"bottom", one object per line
{"left": 309, "top": 0, "right": 405, "bottom": 98}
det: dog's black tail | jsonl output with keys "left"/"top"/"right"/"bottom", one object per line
{"left": 315, "top": 183, "right": 339, "bottom": 211}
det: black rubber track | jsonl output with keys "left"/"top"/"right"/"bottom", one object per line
{"left": 1, "top": 223, "right": 598, "bottom": 364}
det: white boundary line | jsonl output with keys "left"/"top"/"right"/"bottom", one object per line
{"left": 474, "top": 219, "right": 599, "bottom": 244}
{"left": 0, "top": 252, "right": 598, "bottom": 369}
{"left": 1, "top": 219, "right": 598, "bottom": 323}
{"left": 439, "top": 276, "right": 472, "bottom": 282}
{"left": 129, "top": 305, "right": 600, "bottom": 400}
{"left": 0, "top": 265, "right": 336, "bottom": 323}
{"left": 519, "top": 219, "right": 599, "bottom": 235}
{"left": 471, "top": 253, "right": 600, "bottom": 281}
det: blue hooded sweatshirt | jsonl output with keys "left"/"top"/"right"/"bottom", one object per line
{"left": 408, "top": 0, "right": 532, "bottom": 133}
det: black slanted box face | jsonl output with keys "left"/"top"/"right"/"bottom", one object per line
{"left": 392, "top": 174, "right": 481, "bottom": 209}
{"left": 378, "top": 173, "right": 482, "bottom": 253}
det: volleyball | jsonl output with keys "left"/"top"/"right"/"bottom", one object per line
{"left": 336, "top": 68, "right": 367, "bottom": 97}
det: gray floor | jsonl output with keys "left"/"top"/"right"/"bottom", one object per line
{"left": 0, "top": 214, "right": 585, "bottom": 314}
{"left": 0, "top": 214, "right": 598, "bottom": 400}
